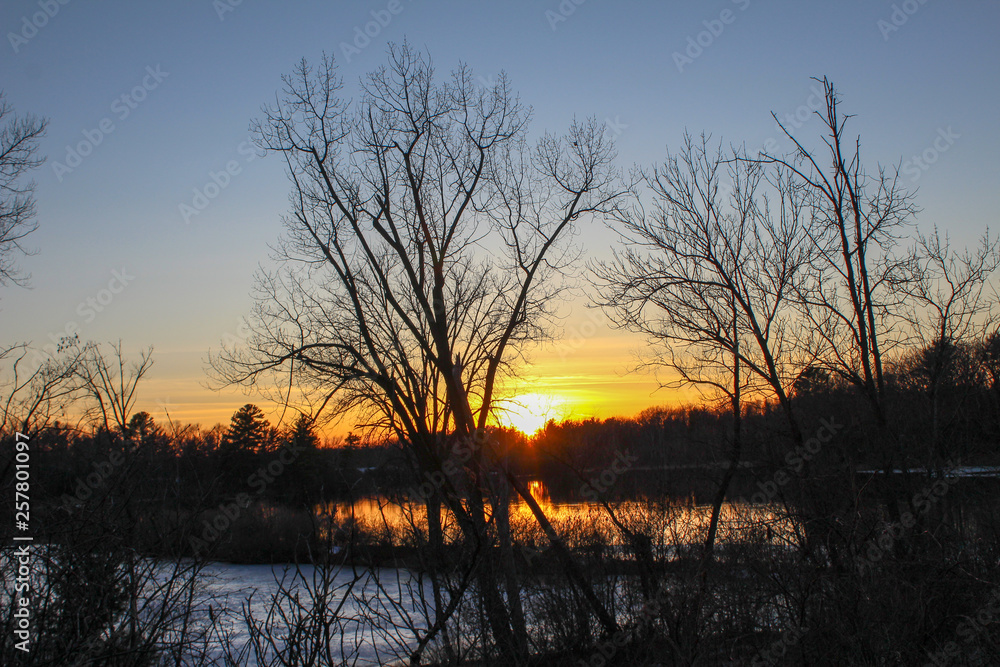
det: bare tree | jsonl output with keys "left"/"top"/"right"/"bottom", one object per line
{"left": 597, "top": 133, "right": 813, "bottom": 436}
{"left": 0, "top": 91, "right": 47, "bottom": 289}
{"left": 594, "top": 133, "right": 814, "bottom": 562}
{"left": 904, "top": 227, "right": 998, "bottom": 354}
{"left": 75, "top": 340, "right": 155, "bottom": 436}
{"left": 1, "top": 342, "right": 214, "bottom": 667}
{"left": 0, "top": 95, "right": 59, "bottom": 440}
{"left": 0, "top": 339, "right": 84, "bottom": 438}
{"left": 591, "top": 132, "right": 827, "bottom": 662}
{"left": 896, "top": 227, "right": 999, "bottom": 466}
{"left": 764, "top": 77, "right": 918, "bottom": 447}
{"left": 211, "top": 45, "right": 623, "bottom": 662}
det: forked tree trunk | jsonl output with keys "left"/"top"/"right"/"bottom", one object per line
{"left": 424, "top": 491, "right": 457, "bottom": 664}
{"left": 703, "top": 309, "right": 742, "bottom": 566}
{"left": 494, "top": 477, "right": 529, "bottom": 661}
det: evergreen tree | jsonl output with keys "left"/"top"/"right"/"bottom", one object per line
{"left": 125, "top": 411, "right": 157, "bottom": 442}
{"left": 288, "top": 413, "right": 319, "bottom": 451}
{"left": 223, "top": 404, "right": 271, "bottom": 453}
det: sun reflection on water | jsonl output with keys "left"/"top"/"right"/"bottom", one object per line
{"left": 312, "top": 482, "right": 799, "bottom": 550}
{"left": 527, "top": 479, "right": 549, "bottom": 506}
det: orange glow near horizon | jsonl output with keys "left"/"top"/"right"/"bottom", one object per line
{"left": 492, "top": 391, "right": 575, "bottom": 436}
{"left": 130, "top": 327, "right": 677, "bottom": 438}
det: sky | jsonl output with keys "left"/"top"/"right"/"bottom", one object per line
{"left": 1, "top": 0, "right": 998, "bottom": 435}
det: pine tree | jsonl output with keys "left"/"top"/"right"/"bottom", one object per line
{"left": 288, "top": 414, "right": 319, "bottom": 451}
{"left": 223, "top": 404, "right": 270, "bottom": 453}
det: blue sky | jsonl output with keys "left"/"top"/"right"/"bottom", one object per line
{"left": 2, "top": 0, "right": 998, "bottom": 430}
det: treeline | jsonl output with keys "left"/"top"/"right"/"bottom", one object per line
{"left": 3, "top": 404, "right": 414, "bottom": 563}
{"left": 14, "top": 321, "right": 1000, "bottom": 558}
{"left": 524, "top": 331, "right": 1000, "bottom": 480}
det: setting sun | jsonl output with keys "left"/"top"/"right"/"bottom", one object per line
{"left": 495, "top": 392, "right": 571, "bottom": 436}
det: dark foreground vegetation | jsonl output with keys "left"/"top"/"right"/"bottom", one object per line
{"left": 4, "top": 343, "right": 1000, "bottom": 664}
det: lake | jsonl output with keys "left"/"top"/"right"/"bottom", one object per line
{"left": 312, "top": 476, "right": 799, "bottom": 555}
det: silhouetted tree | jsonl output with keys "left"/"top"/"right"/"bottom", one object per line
{"left": 0, "top": 336, "right": 86, "bottom": 437}
{"left": 764, "top": 78, "right": 918, "bottom": 456}
{"left": 223, "top": 403, "right": 271, "bottom": 453}
{"left": 126, "top": 411, "right": 157, "bottom": 441}
{"left": 0, "top": 91, "right": 47, "bottom": 289}
{"left": 210, "top": 44, "right": 624, "bottom": 661}
{"left": 594, "top": 133, "right": 813, "bottom": 569}
{"left": 75, "top": 341, "right": 154, "bottom": 437}
{"left": 982, "top": 329, "right": 1000, "bottom": 395}
{"left": 896, "top": 227, "right": 999, "bottom": 466}
{"left": 288, "top": 413, "right": 319, "bottom": 451}
{"left": 792, "top": 364, "right": 835, "bottom": 398}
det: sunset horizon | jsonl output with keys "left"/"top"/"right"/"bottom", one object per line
{"left": 121, "top": 321, "right": 677, "bottom": 440}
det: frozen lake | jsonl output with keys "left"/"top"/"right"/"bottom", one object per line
{"left": 197, "top": 562, "right": 434, "bottom": 666}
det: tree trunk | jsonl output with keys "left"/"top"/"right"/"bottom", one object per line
{"left": 494, "top": 477, "right": 529, "bottom": 661}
